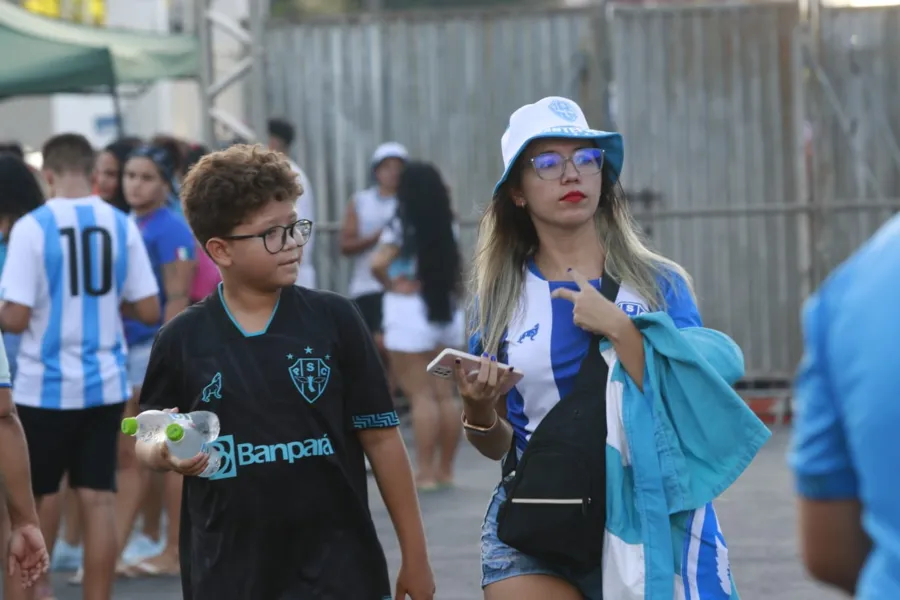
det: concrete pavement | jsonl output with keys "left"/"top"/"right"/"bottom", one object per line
{"left": 31, "top": 427, "right": 844, "bottom": 599}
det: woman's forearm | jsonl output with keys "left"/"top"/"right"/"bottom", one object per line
{"left": 463, "top": 405, "right": 514, "bottom": 461}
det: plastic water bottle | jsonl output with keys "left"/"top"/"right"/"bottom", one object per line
{"left": 165, "top": 422, "right": 223, "bottom": 479}
{"left": 121, "top": 410, "right": 170, "bottom": 442}
{"left": 167, "top": 410, "right": 221, "bottom": 441}
{"left": 121, "top": 410, "right": 223, "bottom": 478}
{"left": 122, "top": 410, "right": 221, "bottom": 442}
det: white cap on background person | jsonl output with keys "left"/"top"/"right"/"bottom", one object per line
{"left": 371, "top": 142, "right": 409, "bottom": 168}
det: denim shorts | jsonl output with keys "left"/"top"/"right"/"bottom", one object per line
{"left": 126, "top": 340, "right": 154, "bottom": 389}
{"left": 481, "top": 475, "right": 605, "bottom": 598}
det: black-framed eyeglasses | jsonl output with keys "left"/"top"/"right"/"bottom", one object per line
{"left": 221, "top": 219, "right": 313, "bottom": 254}
{"left": 529, "top": 148, "right": 605, "bottom": 181}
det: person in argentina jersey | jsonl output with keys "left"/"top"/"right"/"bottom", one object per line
{"left": 133, "top": 144, "right": 434, "bottom": 600}
{"left": 0, "top": 134, "right": 160, "bottom": 600}
{"left": 454, "top": 98, "right": 727, "bottom": 600}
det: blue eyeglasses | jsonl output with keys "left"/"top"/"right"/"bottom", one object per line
{"left": 529, "top": 148, "right": 605, "bottom": 180}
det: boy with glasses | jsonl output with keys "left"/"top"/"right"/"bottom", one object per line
{"left": 134, "top": 144, "right": 435, "bottom": 599}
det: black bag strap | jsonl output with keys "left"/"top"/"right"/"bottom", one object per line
{"left": 501, "top": 273, "right": 621, "bottom": 477}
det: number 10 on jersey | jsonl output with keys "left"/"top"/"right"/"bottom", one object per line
{"left": 60, "top": 226, "right": 113, "bottom": 297}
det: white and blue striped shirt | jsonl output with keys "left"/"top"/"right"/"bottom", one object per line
{"left": 0, "top": 196, "right": 159, "bottom": 410}
{"left": 470, "top": 260, "right": 701, "bottom": 451}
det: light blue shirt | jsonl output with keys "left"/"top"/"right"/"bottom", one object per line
{"left": 790, "top": 214, "right": 900, "bottom": 599}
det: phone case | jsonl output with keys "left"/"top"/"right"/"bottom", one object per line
{"left": 427, "top": 350, "right": 484, "bottom": 379}
{"left": 426, "top": 349, "right": 524, "bottom": 394}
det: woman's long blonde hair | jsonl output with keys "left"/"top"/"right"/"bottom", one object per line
{"left": 469, "top": 164, "right": 694, "bottom": 354}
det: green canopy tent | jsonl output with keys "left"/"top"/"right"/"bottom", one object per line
{"left": 0, "top": 2, "right": 200, "bottom": 134}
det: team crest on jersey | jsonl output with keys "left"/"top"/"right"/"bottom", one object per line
{"left": 617, "top": 301, "right": 647, "bottom": 317}
{"left": 201, "top": 372, "right": 222, "bottom": 403}
{"left": 289, "top": 353, "right": 331, "bottom": 404}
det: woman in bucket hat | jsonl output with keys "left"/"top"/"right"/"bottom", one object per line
{"left": 454, "top": 97, "right": 745, "bottom": 599}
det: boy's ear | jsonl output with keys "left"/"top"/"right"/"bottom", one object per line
{"left": 42, "top": 169, "right": 55, "bottom": 195}
{"left": 205, "top": 238, "right": 231, "bottom": 268}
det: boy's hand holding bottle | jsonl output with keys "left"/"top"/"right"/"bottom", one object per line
{"left": 125, "top": 407, "right": 220, "bottom": 477}
{"left": 158, "top": 428, "right": 211, "bottom": 476}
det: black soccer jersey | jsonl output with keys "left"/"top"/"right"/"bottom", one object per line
{"left": 141, "top": 285, "right": 397, "bottom": 600}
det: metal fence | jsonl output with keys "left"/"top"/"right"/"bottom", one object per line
{"left": 264, "top": 2, "right": 900, "bottom": 383}
{"left": 610, "top": 2, "right": 803, "bottom": 380}
{"left": 265, "top": 5, "right": 612, "bottom": 290}
{"left": 803, "top": 7, "right": 900, "bottom": 286}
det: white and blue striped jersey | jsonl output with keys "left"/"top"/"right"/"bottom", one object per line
{"left": 470, "top": 260, "right": 701, "bottom": 451}
{"left": 0, "top": 196, "right": 159, "bottom": 410}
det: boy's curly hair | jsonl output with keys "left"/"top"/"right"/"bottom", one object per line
{"left": 180, "top": 144, "right": 302, "bottom": 245}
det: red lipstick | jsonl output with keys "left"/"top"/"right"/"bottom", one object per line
{"left": 560, "top": 191, "right": 586, "bottom": 203}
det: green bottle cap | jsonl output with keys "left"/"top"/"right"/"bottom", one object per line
{"left": 121, "top": 417, "right": 138, "bottom": 436}
{"left": 165, "top": 423, "right": 185, "bottom": 442}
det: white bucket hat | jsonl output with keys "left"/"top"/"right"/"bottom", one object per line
{"left": 371, "top": 142, "right": 409, "bottom": 167}
{"left": 493, "top": 96, "right": 624, "bottom": 196}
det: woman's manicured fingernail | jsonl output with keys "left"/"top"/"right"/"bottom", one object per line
{"left": 490, "top": 355, "right": 497, "bottom": 362}
{"left": 455, "top": 358, "right": 461, "bottom": 364}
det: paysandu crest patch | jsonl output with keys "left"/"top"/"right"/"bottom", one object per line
{"left": 288, "top": 352, "right": 331, "bottom": 404}
{"left": 617, "top": 301, "right": 647, "bottom": 317}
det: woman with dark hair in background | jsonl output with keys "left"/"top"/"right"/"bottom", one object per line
{"left": 371, "top": 161, "right": 464, "bottom": 491}
{"left": 95, "top": 137, "right": 143, "bottom": 212}
{"left": 115, "top": 145, "right": 196, "bottom": 579}
{"left": 150, "top": 134, "right": 188, "bottom": 216}
{"left": 0, "top": 152, "right": 46, "bottom": 600}
{"left": 0, "top": 154, "right": 45, "bottom": 384}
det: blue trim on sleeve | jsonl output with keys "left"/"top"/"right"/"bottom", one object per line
{"left": 352, "top": 411, "right": 400, "bottom": 430}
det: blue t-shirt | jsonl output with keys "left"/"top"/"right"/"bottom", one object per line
{"left": 124, "top": 207, "right": 196, "bottom": 346}
{"left": 789, "top": 214, "right": 900, "bottom": 600}
{"left": 469, "top": 262, "right": 701, "bottom": 450}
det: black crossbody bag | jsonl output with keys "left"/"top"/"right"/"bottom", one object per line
{"left": 496, "top": 275, "right": 620, "bottom": 573}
